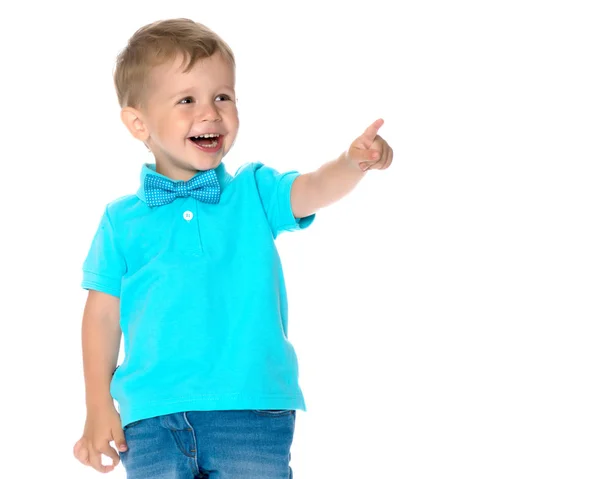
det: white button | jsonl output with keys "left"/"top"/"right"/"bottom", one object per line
{"left": 183, "top": 211, "right": 193, "bottom": 221}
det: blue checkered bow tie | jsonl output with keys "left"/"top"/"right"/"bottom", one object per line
{"left": 144, "top": 170, "right": 221, "bottom": 207}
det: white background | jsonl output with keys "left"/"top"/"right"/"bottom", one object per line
{"left": 1, "top": 0, "right": 598, "bottom": 477}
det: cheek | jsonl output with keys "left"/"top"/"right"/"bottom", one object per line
{"left": 230, "top": 117, "right": 240, "bottom": 134}
{"left": 224, "top": 115, "right": 239, "bottom": 151}
{"left": 228, "top": 114, "right": 240, "bottom": 135}
{"left": 221, "top": 104, "right": 239, "bottom": 127}
{"left": 160, "top": 115, "right": 191, "bottom": 138}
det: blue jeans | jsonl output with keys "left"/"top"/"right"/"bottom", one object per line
{"left": 120, "top": 410, "right": 296, "bottom": 478}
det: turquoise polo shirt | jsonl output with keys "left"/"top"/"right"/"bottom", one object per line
{"left": 82, "top": 162, "right": 314, "bottom": 427}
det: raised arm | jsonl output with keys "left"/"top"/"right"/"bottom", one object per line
{"left": 291, "top": 119, "right": 393, "bottom": 218}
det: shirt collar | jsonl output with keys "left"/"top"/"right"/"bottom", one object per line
{"left": 136, "top": 162, "right": 231, "bottom": 203}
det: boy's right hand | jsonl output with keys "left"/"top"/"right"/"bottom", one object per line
{"left": 73, "top": 406, "right": 128, "bottom": 473}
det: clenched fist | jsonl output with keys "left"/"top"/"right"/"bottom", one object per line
{"left": 73, "top": 406, "right": 128, "bottom": 474}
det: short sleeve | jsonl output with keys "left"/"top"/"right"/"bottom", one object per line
{"left": 254, "top": 164, "right": 315, "bottom": 238}
{"left": 82, "top": 208, "right": 126, "bottom": 297}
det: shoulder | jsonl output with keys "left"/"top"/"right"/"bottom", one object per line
{"left": 232, "top": 162, "right": 293, "bottom": 184}
{"left": 232, "top": 161, "right": 268, "bottom": 177}
{"left": 104, "top": 194, "right": 145, "bottom": 223}
{"left": 227, "top": 162, "right": 273, "bottom": 191}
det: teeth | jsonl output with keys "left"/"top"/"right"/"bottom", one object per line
{"left": 192, "top": 133, "right": 220, "bottom": 139}
{"left": 193, "top": 139, "right": 218, "bottom": 148}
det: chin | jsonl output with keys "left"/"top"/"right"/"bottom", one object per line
{"left": 194, "top": 158, "right": 222, "bottom": 172}
{"left": 207, "top": 157, "right": 223, "bottom": 169}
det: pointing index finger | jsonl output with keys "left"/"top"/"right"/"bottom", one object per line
{"left": 361, "top": 118, "right": 384, "bottom": 143}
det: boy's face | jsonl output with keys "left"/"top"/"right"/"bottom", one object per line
{"left": 125, "top": 52, "right": 239, "bottom": 181}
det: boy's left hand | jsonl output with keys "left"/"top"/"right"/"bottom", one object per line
{"left": 347, "top": 119, "right": 394, "bottom": 172}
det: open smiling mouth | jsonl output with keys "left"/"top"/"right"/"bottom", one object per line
{"left": 189, "top": 134, "right": 224, "bottom": 152}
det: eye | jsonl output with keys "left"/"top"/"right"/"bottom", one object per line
{"left": 215, "top": 94, "right": 232, "bottom": 102}
{"left": 179, "top": 96, "right": 194, "bottom": 105}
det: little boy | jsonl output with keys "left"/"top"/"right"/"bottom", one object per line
{"left": 73, "top": 18, "right": 392, "bottom": 478}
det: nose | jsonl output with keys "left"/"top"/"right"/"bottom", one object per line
{"left": 196, "top": 102, "right": 221, "bottom": 122}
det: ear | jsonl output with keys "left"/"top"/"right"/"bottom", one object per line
{"left": 120, "top": 107, "right": 150, "bottom": 141}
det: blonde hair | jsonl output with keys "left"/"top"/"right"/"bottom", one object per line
{"left": 114, "top": 18, "right": 235, "bottom": 108}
